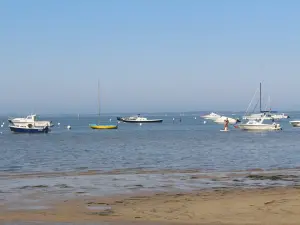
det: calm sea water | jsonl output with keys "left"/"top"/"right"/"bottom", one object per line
{"left": 1, "top": 112, "right": 300, "bottom": 174}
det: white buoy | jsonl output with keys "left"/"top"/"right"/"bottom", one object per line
{"left": 203, "top": 121, "right": 207, "bottom": 124}
{"left": 0, "top": 125, "right": 3, "bottom": 128}
{"left": 194, "top": 117, "right": 197, "bottom": 119}
{"left": 139, "top": 123, "right": 142, "bottom": 126}
{"left": 58, "top": 122, "right": 60, "bottom": 126}
{"left": 2, "top": 122, "right": 4, "bottom": 125}
{"left": 109, "top": 118, "right": 112, "bottom": 122}
{"left": 67, "top": 125, "right": 71, "bottom": 130}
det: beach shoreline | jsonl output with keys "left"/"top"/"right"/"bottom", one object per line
{"left": 2, "top": 184, "right": 300, "bottom": 224}
{"left": 2, "top": 168, "right": 300, "bottom": 224}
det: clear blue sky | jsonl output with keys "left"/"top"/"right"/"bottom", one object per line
{"left": 0, "top": 0, "right": 299, "bottom": 114}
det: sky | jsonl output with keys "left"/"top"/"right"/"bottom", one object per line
{"left": 0, "top": 0, "right": 300, "bottom": 114}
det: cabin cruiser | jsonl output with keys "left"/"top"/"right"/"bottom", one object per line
{"left": 8, "top": 114, "right": 53, "bottom": 127}
{"left": 237, "top": 116, "right": 282, "bottom": 131}
{"left": 117, "top": 114, "right": 163, "bottom": 123}
{"left": 213, "top": 116, "right": 240, "bottom": 125}
{"left": 201, "top": 112, "right": 221, "bottom": 120}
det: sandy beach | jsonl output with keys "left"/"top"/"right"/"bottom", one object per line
{"left": 2, "top": 185, "right": 300, "bottom": 225}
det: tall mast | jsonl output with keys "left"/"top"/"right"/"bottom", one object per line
{"left": 259, "top": 82, "right": 261, "bottom": 112}
{"left": 98, "top": 79, "right": 100, "bottom": 124}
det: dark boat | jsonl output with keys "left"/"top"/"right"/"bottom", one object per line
{"left": 9, "top": 124, "right": 49, "bottom": 133}
{"left": 117, "top": 114, "right": 163, "bottom": 123}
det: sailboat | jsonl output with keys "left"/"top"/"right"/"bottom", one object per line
{"left": 236, "top": 82, "right": 282, "bottom": 131}
{"left": 242, "top": 83, "right": 289, "bottom": 121}
{"left": 89, "top": 80, "right": 118, "bottom": 130}
{"left": 242, "top": 83, "right": 273, "bottom": 120}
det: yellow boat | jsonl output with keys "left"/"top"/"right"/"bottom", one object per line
{"left": 89, "top": 79, "right": 118, "bottom": 130}
{"left": 89, "top": 124, "right": 118, "bottom": 129}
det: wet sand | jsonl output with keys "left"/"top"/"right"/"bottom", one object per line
{"left": 2, "top": 169, "right": 300, "bottom": 224}
{"left": 2, "top": 186, "right": 300, "bottom": 225}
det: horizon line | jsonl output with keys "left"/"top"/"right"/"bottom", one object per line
{"left": 0, "top": 109, "right": 297, "bottom": 116}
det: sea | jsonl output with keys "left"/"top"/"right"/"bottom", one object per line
{"left": 2, "top": 111, "right": 300, "bottom": 224}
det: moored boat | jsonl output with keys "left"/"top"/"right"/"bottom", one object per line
{"left": 201, "top": 112, "right": 221, "bottom": 120}
{"left": 213, "top": 116, "right": 240, "bottom": 124}
{"left": 117, "top": 114, "right": 163, "bottom": 123}
{"left": 89, "top": 80, "right": 118, "bottom": 130}
{"left": 289, "top": 121, "right": 300, "bottom": 127}
{"left": 9, "top": 124, "right": 49, "bottom": 133}
{"left": 271, "top": 113, "right": 290, "bottom": 120}
{"left": 237, "top": 116, "right": 282, "bottom": 131}
{"left": 89, "top": 124, "right": 118, "bottom": 129}
{"left": 237, "top": 82, "right": 282, "bottom": 131}
{"left": 8, "top": 114, "right": 53, "bottom": 127}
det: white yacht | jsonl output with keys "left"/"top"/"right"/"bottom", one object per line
{"left": 8, "top": 114, "right": 53, "bottom": 127}
{"left": 201, "top": 112, "right": 221, "bottom": 120}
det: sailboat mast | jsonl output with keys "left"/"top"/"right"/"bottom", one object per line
{"left": 98, "top": 79, "right": 100, "bottom": 124}
{"left": 259, "top": 82, "right": 261, "bottom": 112}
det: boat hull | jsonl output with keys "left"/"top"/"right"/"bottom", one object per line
{"left": 289, "top": 121, "right": 300, "bottom": 127}
{"left": 9, "top": 126, "right": 49, "bottom": 133}
{"left": 117, "top": 117, "right": 163, "bottom": 123}
{"left": 89, "top": 124, "right": 118, "bottom": 129}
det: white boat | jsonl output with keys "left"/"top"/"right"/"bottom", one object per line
{"left": 213, "top": 116, "right": 240, "bottom": 124}
{"left": 243, "top": 112, "right": 274, "bottom": 120}
{"left": 237, "top": 116, "right": 282, "bottom": 131}
{"left": 9, "top": 123, "right": 50, "bottom": 133}
{"left": 201, "top": 112, "right": 221, "bottom": 120}
{"left": 289, "top": 121, "right": 300, "bottom": 127}
{"left": 237, "top": 83, "right": 282, "bottom": 131}
{"left": 117, "top": 114, "right": 163, "bottom": 123}
{"left": 8, "top": 114, "right": 53, "bottom": 127}
{"left": 243, "top": 83, "right": 287, "bottom": 121}
{"left": 271, "top": 113, "right": 290, "bottom": 120}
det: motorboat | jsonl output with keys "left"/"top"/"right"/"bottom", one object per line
{"left": 237, "top": 116, "right": 282, "bottom": 131}
{"left": 289, "top": 121, "right": 300, "bottom": 127}
{"left": 271, "top": 113, "right": 290, "bottom": 120}
{"left": 213, "top": 116, "right": 240, "bottom": 124}
{"left": 8, "top": 114, "right": 53, "bottom": 127}
{"left": 117, "top": 114, "right": 163, "bottom": 123}
{"left": 9, "top": 123, "right": 50, "bottom": 133}
{"left": 201, "top": 112, "right": 221, "bottom": 120}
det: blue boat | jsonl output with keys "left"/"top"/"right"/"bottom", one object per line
{"left": 9, "top": 124, "right": 50, "bottom": 133}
